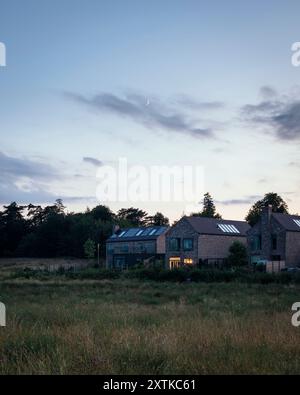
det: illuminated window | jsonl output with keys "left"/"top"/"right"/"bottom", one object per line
{"left": 184, "top": 258, "right": 193, "bottom": 265}
{"left": 169, "top": 257, "right": 181, "bottom": 269}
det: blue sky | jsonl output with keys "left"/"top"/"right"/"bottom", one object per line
{"left": 1, "top": 0, "right": 300, "bottom": 221}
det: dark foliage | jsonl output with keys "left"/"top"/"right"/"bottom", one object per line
{"left": 191, "top": 192, "right": 222, "bottom": 218}
{"left": 0, "top": 201, "right": 170, "bottom": 258}
{"left": 10, "top": 266, "right": 300, "bottom": 285}
{"left": 245, "top": 192, "right": 289, "bottom": 226}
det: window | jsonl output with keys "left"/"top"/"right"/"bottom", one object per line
{"left": 107, "top": 244, "right": 114, "bottom": 253}
{"left": 271, "top": 255, "right": 281, "bottom": 261}
{"left": 122, "top": 228, "right": 139, "bottom": 237}
{"left": 251, "top": 235, "right": 262, "bottom": 251}
{"left": 217, "top": 224, "right": 240, "bottom": 233}
{"left": 272, "top": 235, "right": 277, "bottom": 250}
{"left": 183, "top": 238, "right": 193, "bottom": 251}
{"left": 141, "top": 228, "right": 152, "bottom": 236}
{"left": 145, "top": 242, "right": 155, "bottom": 254}
{"left": 169, "top": 238, "right": 180, "bottom": 251}
{"left": 113, "top": 256, "right": 127, "bottom": 270}
{"left": 293, "top": 219, "right": 300, "bottom": 228}
{"left": 120, "top": 244, "right": 129, "bottom": 253}
{"left": 137, "top": 243, "right": 145, "bottom": 253}
{"left": 135, "top": 230, "right": 144, "bottom": 236}
{"left": 149, "top": 229, "right": 157, "bottom": 236}
{"left": 118, "top": 231, "right": 126, "bottom": 237}
{"left": 184, "top": 258, "right": 193, "bottom": 265}
{"left": 169, "top": 257, "right": 181, "bottom": 269}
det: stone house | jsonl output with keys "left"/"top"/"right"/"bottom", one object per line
{"left": 247, "top": 205, "right": 300, "bottom": 268}
{"left": 165, "top": 216, "right": 250, "bottom": 269}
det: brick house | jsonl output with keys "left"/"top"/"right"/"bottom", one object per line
{"left": 247, "top": 205, "right": 300, "bottom": 268}
{"left": 165, "top": 216, "right": 250, "bottom": 269}
{"left": 106, "top": 226, "right": 168, "bottom": 269}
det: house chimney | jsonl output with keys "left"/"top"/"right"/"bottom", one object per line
{"left": 113, "top": 224, "right": 120, "bottom": 235}
{"left": 262, "top": 204, "right": 273, "bottom": 223}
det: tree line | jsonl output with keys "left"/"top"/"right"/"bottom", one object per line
{"left": 0, "top": 192, "right": 290, "bottom": 258}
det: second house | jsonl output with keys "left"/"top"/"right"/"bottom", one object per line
{"left": 165, "top": 216, "right": 250, "bottom": 269}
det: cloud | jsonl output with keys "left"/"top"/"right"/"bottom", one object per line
{"left": 289, "top": 161, "right": 300, "bottom": 168}
{"left": 259, "top": 86, "right": 278, "bottom": 99}
{"left": 241, "top": 87, "right": 300, "bottom": 141}
{"left": 216, "top": 195, "right": 262, "bottom": 205}
{"left": 173, "top": 95, "right": 224, "bottom": 111}
{"left": 0, "top": 152, "right": 97, "bottom": 206}
{"left": 83, "top": 157, "right": 103, "bottom": 167}
{"left": 0, "top": 151, "right": 58, "bottom": 180}
{"left": 65, "top": 92, "right": 216, "bottom": 139}
{"left": 0, "top": 152, "right": 56, "bottom": 204}
{"left": 258, "top": 178, "right": 267, "bottom": 184}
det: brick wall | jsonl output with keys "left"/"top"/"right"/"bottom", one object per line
{"left": 286, "top": 232, "right": 300, "bottom": 267}
{"left": 156, "top": 233, "right": 166, "bottom": 254}
{"left": 198, "top": 234, "right": 247, "bottom": 261}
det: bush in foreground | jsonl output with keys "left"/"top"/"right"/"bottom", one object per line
{"left": 9, "top": 266, "right": 300, "bottom": 285}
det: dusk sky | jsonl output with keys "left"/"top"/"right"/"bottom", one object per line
{"left": 1, "top": 0, "right": 300, "bottom": 222}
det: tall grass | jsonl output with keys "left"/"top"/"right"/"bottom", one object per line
{"left": 0, "top": 280, "right": 300, "bottom": 374}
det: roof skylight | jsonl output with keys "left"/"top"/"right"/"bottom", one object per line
{"left": 135, "top": 230, "right": 144, "bottom": 236}
{"left": 217, "top": 224, "right": 240, "bottom": 233}
{"left": 293, "top": 219, "right": 300, "bottom": 228}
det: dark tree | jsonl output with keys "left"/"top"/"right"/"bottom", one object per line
{"left": 146, "top": 212, "right": 169, "bottom": 226}
{"left": 117, "top": 207, "right": 148, "bottom": 227}
{"left": 227, "top": 241, "right": 248, "bottom": 267}
{"left": 192, "top": 193, "right": 222, "bottom": 219}
{"left": 0, "top": 202, "right": 27, "bottom": 256}
{"left": 90, "top": 205, "right": 114, "bottom": 222}
{"left": 0, "top": 200, "right": 168, "bottom": 258}
{"left": 245, "top": 193, "right": 289, "bottom": 226}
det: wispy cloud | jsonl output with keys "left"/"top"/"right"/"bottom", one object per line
{"left": 241, "top": 86, "right": 300, "bottom": 141}
{"left": 216, "top": 195, "right": 262, "bottom": 205}
{"left": 173, "top": 94, "right": 224, "bottom": 111}
{"left": 65, "top": 91, "right": 217, "bottom": 139}
{"left": 83, "top": 157, "right": 103, "bottom": 167}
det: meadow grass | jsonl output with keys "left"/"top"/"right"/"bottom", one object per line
{"left": 0, "top": 279, "right": 300, "bottom": 374}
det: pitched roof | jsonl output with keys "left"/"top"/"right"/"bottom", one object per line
{"left": 107, "top": 225, "right": 169, "bottom": 242}
{"left": 185, "top": 216, "right": 250, "bottom": 236}
{"left": 273, "top": 213, "right": 300, "bottom": 232}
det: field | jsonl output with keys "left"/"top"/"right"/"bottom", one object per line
{"left": 1, "top": 268, "right": 300, "bottom": 374}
